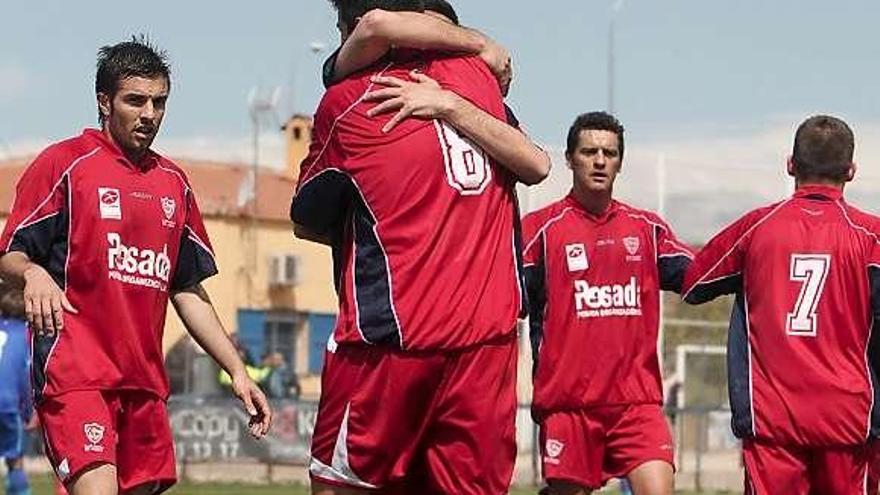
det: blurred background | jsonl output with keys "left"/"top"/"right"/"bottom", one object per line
{"left": 2, "top": 1, "right": 879, "bottom": 492}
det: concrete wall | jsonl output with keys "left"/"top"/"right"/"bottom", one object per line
{"left": 162, "top": 216, "right": 338, "bottom": 353}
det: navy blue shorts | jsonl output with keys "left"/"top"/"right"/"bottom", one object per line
{"left": 0, "top": 412, "right": 24, "bottom": 459}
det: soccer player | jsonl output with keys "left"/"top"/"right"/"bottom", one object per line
{"left": 683, "top": 115, "right": 879, "bottom": 493}
{"left": 0, "top": 284, "right": 32, "bottom": 495}
{"left": 0, "top": 37, "right": 271, "bottom": 495}
{"left": 291, "top": 1, "right": 547, "bottom": 493}
{"left": 522, "top": 112, "right": 693, "bottom": 495}
{"left": 311, "top": 1, "right": 547, "bottom": 292}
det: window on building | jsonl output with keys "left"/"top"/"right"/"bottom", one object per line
{"left": 264, "top": 312, "right": 299, "bottom": 366}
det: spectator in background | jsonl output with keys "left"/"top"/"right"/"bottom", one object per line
{"left": 262, "top": 352, "right": 301, "bottom": 400}
{"left": 218, "top": 342, "right": 270, "bottom": 390}
{"left": 0, "top": 282, "right": 33, "bottom": 495}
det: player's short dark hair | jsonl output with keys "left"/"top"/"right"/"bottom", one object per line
{"left": 791, "top": 115, "right": 855, "bottom": 182}
{"left": 566, "top": 111, "right": 625, "bottom": 159}
{"left": 330, "top": 0, "right": 426, "bottom": 29}
{"left": 424, "top": 0, "right": 458, "bottom": 24}
{"left": 0, "top": 284, "right": 24, "bottom": 319}
{"left": 95, "top": 35, "right": 170, "bottom": 123}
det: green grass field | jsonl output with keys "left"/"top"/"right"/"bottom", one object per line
{"left": 2, "top": 474, "right": 732, "bottom": 494}
{"left": 7, "top": 475, "right": 540, "bottom": 495}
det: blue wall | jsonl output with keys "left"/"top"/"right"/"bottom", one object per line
{"left": 308, "top": 313, "right": 336, "bottom": 374}
{"left": 236, "top": 309, "right": 266, "bottom": 366}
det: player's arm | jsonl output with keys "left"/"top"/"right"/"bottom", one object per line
{"left": 171, "top": 284, "right": 272, "bottom": 437}
{"left": 0, "top": 152, "right": 77, "bottom": 335}
{"left": 329, "top": 9, "right": 510, "bottom": 89}
{"left": 655, "top": 221, "right": 695, "bottom": 293}
{"left": 0, "top": 254, "right": 75, "bottom": 331}
{"left": 681, "top": 214, "right": 755, "bottom": 304}
{"left": 365, "top": 72, "right": 550, "bottom": 184}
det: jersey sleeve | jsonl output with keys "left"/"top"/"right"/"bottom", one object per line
{"left": 322, "top": 47, "right": 341, "bottom": 88}
{"left": 172, "top": 189, "right": 218, "bottom": 291}
{"left": 867, "top": 235, "right": 880, "bottom": 331}
{"left": 682, "top": 213, "right": 755, "bottom": 304}
{"left": 0, "top": 150, "right": 67, "bottom": 262}
{"left": 503, "top": 103, "right": 521, "bottom": 130}
{"left": 522, "top": 211, "right": 547, "bottom": 371}
{"left": 655, "top": 218, "right": 694, "bottom": 293}
{"left": 867, "top": 240, "right": 880, "bottom": 422}
{"left": 289, "top": 91, "right": 354, "bottom": 239}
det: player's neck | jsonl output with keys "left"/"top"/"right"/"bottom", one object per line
{"left": 795, "top": 179, "right": 845, "bottom": 192}
{"left": 572, "top": 186, "right": 613, "bottom": 216}
{"left": 102, "top": 127, "right": 148, "bottom": 167}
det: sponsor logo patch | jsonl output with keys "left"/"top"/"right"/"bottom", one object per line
{"left": 84, "top": 422, "right": 105, "bottom": 453}
{"left": 107, "top": 232, "right": 171, "bottom": 291}
{"left": 565, "top": 243, "right": 588, "bottom": 272}
{"left": 98, "top": 187, "right": 121, "bottom": 220}
{"left": 573, "top": 277, "right": 642, "bottom": 318}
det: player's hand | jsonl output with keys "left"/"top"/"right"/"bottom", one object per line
{"left": 22, "top": 263, "right": 77, "bottom": 337}
{"left": 231, "top": 372, "right": 272, "bottom": 439}
{"left": 479, "top": 39, "right": 513, "bottom": 96}
{"left": 365, "top": 71, "right": 457, "bottom": 132}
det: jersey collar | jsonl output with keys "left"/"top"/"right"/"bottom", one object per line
{"left": 565, "top": 191, "right": 620, "bottom": 224}
{"left": 82, "top": 128, "right": 160, "bottom": 172}
{"left": 792, "top": 184, "right": 843, "bottom": 201}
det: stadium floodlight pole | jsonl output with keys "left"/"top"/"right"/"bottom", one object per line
{"left": 607, "top": 0, "right": 624, "bottom": 113}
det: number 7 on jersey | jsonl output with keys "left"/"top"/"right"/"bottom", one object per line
{"left": 786, "top": 254, "right": 831, "bottom": 337}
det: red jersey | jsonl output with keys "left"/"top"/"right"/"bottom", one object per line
{"left": 522, "top": 194, "right": 693, "bottom": 417}
{"left": 0, "top": 129, "right": 217, "bottom": 401}
{"left": 683, "top": 185, "right": 880, "bottom": 446}
{"left": 291, "top": 53, "right": 522, "bottom": 351}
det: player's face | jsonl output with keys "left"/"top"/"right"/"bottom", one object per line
{"left": 567, "top": 129, "right": 622, "bottom": 194}
{"left": 99, "top": 76, "right": 169, "bottom": 160}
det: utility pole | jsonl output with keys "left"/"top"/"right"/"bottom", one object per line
{"left": 245, "top": 87, "right": 280, "bottom": 306}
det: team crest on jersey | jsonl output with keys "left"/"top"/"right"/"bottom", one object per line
{"left": 84, "top": 422, "right": 106, "bottom": 452}
{"left": 565, "top": 243, "right": 589, "bottom": 272}
{"left": 98, "top": 187, "right": 121, "bottom": 220}
{"left": 161, "top": 197, "right": 177, "bottom": 228}
{"left": 161, "top": 197, "right": 176, "bottom": 219}
{"left": 544, "top": 439, "right": 565, "bottom": 465}
{"left": 623, "top": 236, "right": 642, "bottom": 262}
